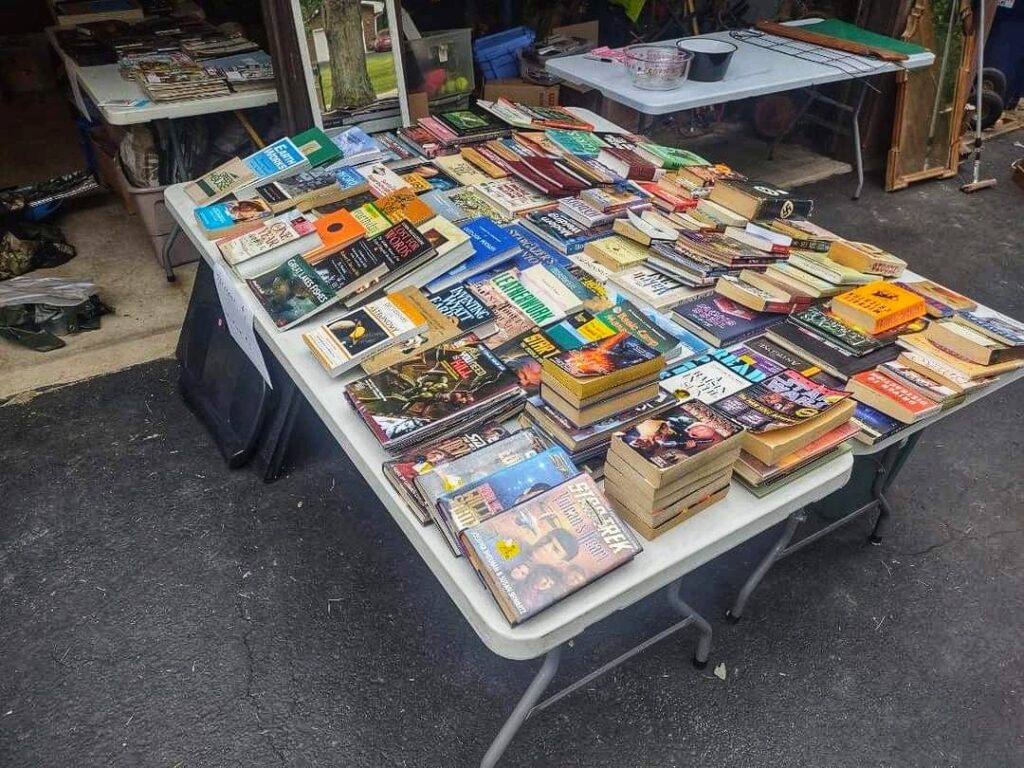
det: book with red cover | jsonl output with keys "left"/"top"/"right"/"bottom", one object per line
{"left": 597, "top": 147, "right": 658, "bottom": 181}
{"left": 846, "top": 369, "right": 941, "bottom": 424}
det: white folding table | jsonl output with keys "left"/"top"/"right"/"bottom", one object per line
{"left": 546, "top": 21, "right": 935, "bottom": 198}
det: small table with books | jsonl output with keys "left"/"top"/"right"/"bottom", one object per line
{"left": 163, "top": 102, "right": 1024, "bottom": 768}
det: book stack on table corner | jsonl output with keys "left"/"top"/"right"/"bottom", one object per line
{"left": 175, "top": 95, "right": 1024, "bottom": 627}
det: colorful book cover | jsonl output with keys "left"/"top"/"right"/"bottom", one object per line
{"left": 544, "top": 311, "right": 616, "bottom": 351}
{"left": 831, "top": 281, "right": 926, "bottom": 333}
{"left": 376, "top": 220, "right": 435, "bottom": 271}
{"left": 659, "top": 359, "right": 754, "bottom": 404}
{"left": 402, "top": 165, "right": 460, "bottom": 192}
{"left": 218, "top": 211, "right": 316, "bottom": 265}
{"left": 954, "top": 308, "right": 1024, "bottom": 347}
{"left": 494, "top": 326, "right": 564, "bottom": 396}
{"left": 849, "top": 369, "right": 940, "bottom": 417}
{"left": 195, "top": 196, "right": 272, "bottom": 232}
{"left": 618, "top": 400, "right": 742, "bottom": 469}
{"left": 292, "top": 126, "right": 342, "bottom": 167}
{"left": 790, "top": 305, "right": 925, "bottom": 357}
{"left": 351, "top": 203, "right": 392, "bottom": 237}
{"left": 851, "top": 401, "right": 903, "bottom": 440}
{"left": 637, "top": 143, "right": 709, "bottom": 170}
{"left": 428, "top": 283, "right": 498, "bottom": 335}
{"left": 244, "top": 137, "right": 307, "bottom": 181}
{"left": 546, "top": 129, "right": 608, "bottom": 159}
{"left": 596, "top": 302, "right": 678, "bottom": 357}
{"left": 522, "top": 209, "right": 606, "bottom": 255}
{"left": 547, "top": 330, "right": 660, "bottom": 380}
{"left": 247, "top": 256, "right": 336, "bottom": 329}
{"left": 742, "top": 335, "right": 819, "bottom": 375}
{"left": 310, "top": 239, "right": 386, "bottom": 296}
{"left": 461, "top": 475, "right": 642, "bottom": 625}
{"left": 415, "top": 431, "right": 546, "bottom": 510}
{"left": 526, "top": 390, "right": 678, "bottom": 445}
{"left": 477, "top": 179, "right": 552, "bottom": 216}
{"left": 466, "top": 280, "right": 536, "bottom": 349}
{"left": 345, "top": 338, "right": 521, "bottom": 448}
{"left": 438, "top": 447, "right": 579, "bottom": 546}
{"left": 330, "top": 126, "right": 381, "bottom": 165}
{"left": 638, "top": 306, "right": 711, "bottom": 360}
{"left": 489, "top": 269, "right": 558, "bottom": 326}
{"left": 432, "top": 154, "right": 490, "bottom": 185}
{"left": 358, "top": 163, "right": 411, "bottom": 197}
{"left": 307, "top": 208, "right": 367, "bottom": 260}
{"left": 443, "top": 188, "right": 515, "bottom": 225}
{"left": 383, "top": 422, "right": 510, "bottom": 522}
{"left": 714, "top": 369, "right": 850, "bottom": 432}
{"left": 673, "top": 295, "right": 783, "bottom": 345}
{"left": 373, "top": 188, "right": 434, "bottom": 226}
{"left": 360, "top": 290, "right": 460, "bottom": 374}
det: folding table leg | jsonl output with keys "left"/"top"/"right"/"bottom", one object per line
{"left": 726, "top": 509, "right": 807, "bottom": 623}
{"left": 849, "top": 80, "right": 869, "bottom": 200}
{"left": 667, "top": 579, "right": 712, "bottom": 668}
{"left": 869, "top": 431, "right": 923, "bottom": 544}
{"left": 480, "top": 647, "right": 562, "bottom": 768}
{"left": 160, "top": 223, "right": 181, "bottom": 282}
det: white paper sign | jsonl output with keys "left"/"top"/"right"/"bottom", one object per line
{"left": 213, "top": 260, "right": 273, "bottom": 388}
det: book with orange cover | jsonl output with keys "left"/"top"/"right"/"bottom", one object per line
{"left": 830, "top": 281, "right": 926, "bottom": 334}
{"left": 846, "top": 369, "right": 940, "bottom": 424}
{"left": 304, "top": 208, "right": 367, "bottom": 262}
{"left": 373, "top": 188, "right": 435, "bottom": 226}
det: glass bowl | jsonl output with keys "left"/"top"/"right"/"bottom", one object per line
{"left": 623, "top": 45, "right": 693, "bottom": 91}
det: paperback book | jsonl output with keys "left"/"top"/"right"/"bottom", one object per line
{"left": 713, "top": 369, "right": 850, "bottom": 432}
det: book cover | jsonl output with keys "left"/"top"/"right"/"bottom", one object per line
{"left": 373, "top": 188, "right": 435, "bottom": 226}
{"left": 672, "top": 294, "right": 783, "bottom": 346}
{"left": 310, "top": 239, "right": 387, "bottom": 298}
{"left": 306, "top": 208, "right": 367, "bottom": 261}
{"left": 608, "top": 266, "right": 694, "bottom": 310}
{"left": 428, "top": 283, "right": 498, "bottom": 335}
{"left": 848, "top": 369, "right": 940, "bottom": 422}
{"left": 616, "top": 400, "right": 742, "bottom": 469}
{"left": 953, "top": 308, "right": 1024, "bottom": 347}
{"left": 494, "top": 326, "right": 565, "bottom": 396}
{"left": 184, "top": 156, "right": 254, "bottom": 204}
{"left": 195, "top": 196, "right": 272, "bottom": 235}
{"left": 558, "top": 196, "right": 616, "bottom": 228}
{"left": 350, "top": 203, "right": 393, "bottom": 237}
{"left": 522, "top": 209, "right": 605, "bottom": 255}
{"left": 714, "top": 369, "right": 850, "bottom": 432}
{"left": 432, "top": 154, "right": 490, "bottom": 185}
{"left": 596, "top": 302, "right": 679, "bottom": 358}
{"left": 345, "top": 338, "right": 521, "bottom": 448}
{"left": 477, "top": 179, "right": 553, "bottom": 217}
{"left": 766, "top": 322, "right": 900, "bottom": 380}
{"left": 467, "top": 280, "right": 536, "bottom": 348}
{"left": 247, "top": 256, "right": 337, "bottom": 329}
{"left": 383, "top": 421, "right": 511, "bottom": 523}
{"left": 790, "top": 304, "right": 924, "bottom": 357}
{"left": 302, "top": 291, "right": 427, "bottom": 375}
{"left": 544, "top": 330, "right": 662, "bottom": 398}
{"left": 218, "top": 211, "right": 316, "bottom": 266}
{"left": 518, "top": 264, "right": 585, "bottom": 317}
{"left": 376, "top": 220, "right": 435, "bottom": 272}
{"left": 662, "top": 344, "right": 781, "bottom": 385}
{"left": 742, "top": 335, "right": 819, "bottom": 375}
{"left": 360, "top": 290, "right": 460, "bottom": 374}
{"left": 831, "top": 281, "right": 926, "bottom": 334}
{"left": 583, "top": 235, "right": 650, "bottom": 272}
{"left": 489, "top": 270, "right": 559, "bottom": 326}
{"left": 437, "top": 447, "right": 579, "bottom": 547}
{"left": 708, "top": 179, "right": 813, "bottom": 220}
{"left": 636, "top": 143, "right": 709, "bottom": 170}
{"left": 330, "top": 126, "right": 382, "bottom": 166}
{"left": 546, "top": 129, "right": 608, "bottom": 159}
{"left": 401, "top": 164, "right": 460, "bottom": 192}
{"left": 292, "top": 126, "right": 342, "bottom": 168}
{"left": 659, "top": 359, "right": 754, "bottom": 404}
{"left": 461, "top": 475, "right": 641, "bottom": 625}
{"left": 358, "top": 163, "right": 411, "bottom": 197}
{"left": 244, "top": 137, "right": 307, "bottom": 182}
{"left": 850, "top": 401, "right": 903, "bottom": 441}
{"left": 415, "top": 430, "right": 546, "bottom": 511}
{"left": 443, "top": 188, "right": 515, "bottom": 225}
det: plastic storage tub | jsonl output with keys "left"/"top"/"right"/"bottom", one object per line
{"left": 407, "top": 28, "right": 475, "bottom": 101}
{"left": 473, "top": 26, "right": 536, "bottom": 81}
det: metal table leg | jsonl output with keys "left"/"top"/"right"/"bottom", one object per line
{"left": 849, "top": 80, "right": 869, "bottom": 200}
{"left": 726, "top": 431, "right": 926, "bottom": 622}
{"left": 161, "top": 222, "right": 181, "bottom": 282}
{"left": 726, "top": 509, "right": 807, "bottom": 623}
{"left": 480, "top": 578, "right": 713, "bottom": 767}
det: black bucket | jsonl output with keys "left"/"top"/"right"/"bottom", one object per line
{"left": 675, "top": 38, "right": 737, "bottom": 82}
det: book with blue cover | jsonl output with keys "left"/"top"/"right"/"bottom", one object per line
{"left": 505, "top": 225, "right": 603, "bottom": 311}
{"left": 329, "top": 126, "right": 382, "bottom": 167}
{"left": 425, "top": 218, "right": 520, "bottom": 292}
{"left": 436, "top": 446, "right": 579, "bottom": 555}
{"left": 637, "top": 305, "right": 711, "bottom": 361}
{"left": 244, "top": 138, "right": 308, "bottom": 184}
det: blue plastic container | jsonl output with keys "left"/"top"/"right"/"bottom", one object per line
{"left": 473, "top": 26, "right": 536, "bottom": 81}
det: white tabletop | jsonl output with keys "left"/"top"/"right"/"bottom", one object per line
{"left": 163, "top": 164, "right": 854, "bottom": 660}
{"left": 45, "top": 26, "right": 278, "bottom": 125}
{"left": 546, "top": 22, "right": 935, "bottom": 115}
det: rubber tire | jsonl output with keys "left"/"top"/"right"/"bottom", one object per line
{"left": 981, "top": 67, "right": 1008, "bottom": 99}
{"left": 973, "top": 89, "right": 1005, "bottom": 131}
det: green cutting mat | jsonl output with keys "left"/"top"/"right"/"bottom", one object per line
{"left": 798, "top": 19, "right": 930, "bottom": 57}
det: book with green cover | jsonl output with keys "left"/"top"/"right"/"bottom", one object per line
{"left": 545, "top": 129, "right": 608, "bottom": 159}
{"left": 292, "top": 127, "right": 343, "bottom": 168}
{"left": 247, "top": 256, "right": 338, "bottom": 330}
{"left": 636, "top": 143, "right": 710, "bottom": 170}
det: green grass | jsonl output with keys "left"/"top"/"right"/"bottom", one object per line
{"left": 317, "top": 51, "right": 397, "bottom": 110}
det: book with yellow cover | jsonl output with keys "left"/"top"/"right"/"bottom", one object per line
{"left": 827, "top": 241, "right": 907, "bottom": 278}
{"left": 541, "top": 330, "right": 664, "bottom": 400}
{"left": 830, "top": 281, "right": 926, "bottom": 334}
{"left": 583, "top": 235, "right": 650, "bottom": 272}
{"left": 373, "top": 188, "right": 434, "bottom": 226}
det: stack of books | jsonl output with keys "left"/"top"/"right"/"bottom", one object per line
{"left": 726, "top": 369, "right": 858, "bottom": 495}
{"left": 604, "top": 401, "right": 744, "bottom": 538}
{"left": 539, "top": 331, "right": 666, "bottom": 429}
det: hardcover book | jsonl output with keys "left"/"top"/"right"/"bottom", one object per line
{"left": 372, "top": 188, "right": 435, "bottom": 226}
{"left": 243, "top": 137, "right": 309, "bottom": 185}
{"left": 302, "top": 290, "right": 428, "bottom": 376}
{"left": 714, "top": 369, "right": 850, "bottom": 432}
{"left": 461, "top": 475, "right": 642, "bottom": 625}
{"left": 194, "top": 196, "right": 272, "bottom": 239}
{"left": 184, "top": 156, "right": 254, "bottom": 204}
{"left": 292, "top": 126, "right": 342, "bottom": 167}
{"left": 383, "top": 421, "right": 511, "bottom": 524}
{"left": 477, "top": 179, "right": 554, "bottom": 218}
{"left": 345, "top": 338, "right": 523, "bottom": 450}
{"left": 436, "top": 447, "right": 579, "bottom": 553}
{"left": 247, "top": 256, "right": 338, "bottom": 330}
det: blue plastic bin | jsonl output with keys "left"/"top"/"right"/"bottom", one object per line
{"left": 473, "top": 26, "right": 536, "bottom": 81}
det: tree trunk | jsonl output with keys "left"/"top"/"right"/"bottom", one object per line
{"left": 324, "top": 0, "right": 375, "bottom": 110}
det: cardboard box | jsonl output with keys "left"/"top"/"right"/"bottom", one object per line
{"left": 483, "top": 78, "right": 560, "bottom": 107}
{"left": 551, "top": 21, "right": 599, "bottom": 44}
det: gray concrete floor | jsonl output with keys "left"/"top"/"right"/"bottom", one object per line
{"left": 2, "top": 138, "right": 1023, "bottom": 768}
